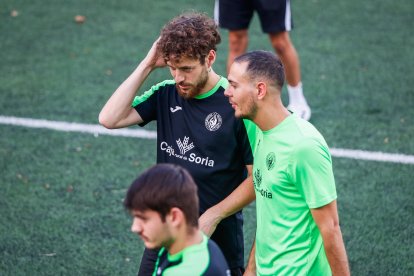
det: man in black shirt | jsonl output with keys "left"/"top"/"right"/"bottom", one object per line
{"left": 99, "top": 12, "right": 255, "bottom": 276}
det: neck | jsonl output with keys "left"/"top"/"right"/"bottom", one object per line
{"left": 201, "top": 70, "right": 221, "bottom": 94}
{"left": 167, "top": 228, "right": 203, "bottom": 255}
{"left": 253, "top": 98, "right": 290, "bottom": 131}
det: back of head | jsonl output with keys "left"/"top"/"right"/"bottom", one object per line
{"left": 124, "top": 164, "right": 199, "bottom": 227}
{"left": 157, "top": 11, "right": 221, "bottom": 64}
{"left": 235, "top": 50, "right": 285, "bottom": 90}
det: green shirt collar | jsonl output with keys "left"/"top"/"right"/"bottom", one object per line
{"left": 194, "top": 76, "right": 228, "bottom": 99}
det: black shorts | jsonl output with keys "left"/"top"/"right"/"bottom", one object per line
{"left": 215, "top": 0, "right": 293, "bottom": 33}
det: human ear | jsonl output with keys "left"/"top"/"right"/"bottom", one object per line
{"left": 168, "top": 207, "right": 184, "bottom": 227}
{"left": 206, "top": 50, "right": 216, "bottom": 68}
{"left": 256, "top": 82, "right": 267, "bottom": 100}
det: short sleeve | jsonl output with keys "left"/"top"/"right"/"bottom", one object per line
{"left": 132, "top": 81, "right": 168, "bottom": 126}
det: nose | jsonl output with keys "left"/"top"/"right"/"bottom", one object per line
{"left": 173, "top": 70, "right": 185, "bottom": 84}
{"left": 131, "top": 217, "right": 142, "bottom": 234}
{"left": 224, "top": 86, "right": 232, "bottom": 98}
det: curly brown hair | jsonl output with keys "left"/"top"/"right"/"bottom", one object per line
{"left": 157, "top": 12, "right": 221, "bottom": 65}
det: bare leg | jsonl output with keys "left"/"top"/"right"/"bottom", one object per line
{"left": 269, "top": 31, "right": 311, "bottom": 120}
{"left": 269, "top": 31, "right": 300, "bottom": 86}
{"left": 227, "top": 30, "right": 249, "bottom": 74}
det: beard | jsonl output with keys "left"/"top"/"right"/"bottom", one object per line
{"left": 176, "top": 68, "right": 209, "bottom": 99}
{"left": 236, "top": 94, "right": 258, "bottom": 121}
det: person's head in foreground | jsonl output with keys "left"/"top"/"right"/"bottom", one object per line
{"left": 225, "top": 50, "right": 286, "bottom": 122}
{"left": 157, "top": 12, "right": 221, "bottom": 99}
{"left": 124, "top": 164, "right": 230, "bottom": 275}
{"left": 124, "top": 163, "right": 199, "bottom": 251}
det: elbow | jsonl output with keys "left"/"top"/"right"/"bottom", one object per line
{"left": 98, "top": 112, "right": 116, "bottom": 129}
{"left": 319, "top": 221, "right": 343, "bottom": 241}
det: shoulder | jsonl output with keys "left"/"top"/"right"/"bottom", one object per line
{"left": 151, "top": 79, "right": 176, "bottom": 90}
{"left": 177, "top": 235, "right": 229, "bottom": 276}
{"left": 277, "top": 115, "right": 331, "bottom": 162}
{"left": 284, "top": 115, "right": 329, "bottom": 151}
{"left": 202, "top": 239, "right": 230, "bottom": 276}
{"left": 132, "top": 80, "right": 176, "bottom": 107}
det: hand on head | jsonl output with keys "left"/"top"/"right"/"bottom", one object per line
{"left": 145, "top": 37, "right": 167, "bottom": 69}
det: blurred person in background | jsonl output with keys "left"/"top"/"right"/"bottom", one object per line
{"left": 215, "top": 0, "right": 311, "bottom": 120}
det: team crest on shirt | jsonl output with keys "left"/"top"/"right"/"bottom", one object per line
{"left": 266, "top": 152, "right": 276, "bottom": 170}
{"left": 254, "top": 169, "right": 262, "bottom": 188}
{"left": 205, "top": 112, "right": 222, "bottom": 131}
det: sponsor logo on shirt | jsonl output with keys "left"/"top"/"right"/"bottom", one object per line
{"left": 253, "top": 168, "right": 273, "bottom": 199}
{"left": 266, "top": 152, "right": 276, "bottom": 170}
{"left": 160, "top": 136, "right": 215, "bottom": 167}
{"left": 176, "top": 136, "right": 194, "bottom": 155}
{"left": 205, "top": 112, "right": 222, "bottom": 131}
{"left": 170, "top": 106, "right": 182, "bottom": 113}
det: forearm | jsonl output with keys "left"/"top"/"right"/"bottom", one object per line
{"left": 198, "top": 173, "right": 255, "bottom": 237}
{"left": 244, "top": 239, "right": 256, "bottom": 275}
{"left": 321, "top": 226, "right": 350, "bottom": 276}
{"left": 209, "top": 175, "right": 255, "bottom": 220}
{"left": 99, "top": 60, "right": 153, "bottom": 128}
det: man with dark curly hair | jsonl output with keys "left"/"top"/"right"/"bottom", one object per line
{"left": 99, "top": 12, "right": 255, "bottom": 276}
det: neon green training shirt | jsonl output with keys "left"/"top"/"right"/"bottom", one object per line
{"left": 153, "top": 234, "right": 230, "bottom": 275}
{"left": 252, "top": 114, "right": 337, "bottom": 275}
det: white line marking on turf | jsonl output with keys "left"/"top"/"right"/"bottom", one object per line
{"left": 1, "top": 115, "right": 414, "bottom": 165}
{"left": 0, "top": 115, "right": 156, "bottom": 139}
{"left": 329, "top": 148, "right": 414, "bottom": 165}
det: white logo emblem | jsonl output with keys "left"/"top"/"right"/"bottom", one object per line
{"left": 160, "top": 137, "right": 215, "bottom": 167}
{"left": 170, "top": 106, "right": 182, "bottom": 113}
{"left": 205, "top": 112, "right": 222, "bottom": 131}
{"left": 176, "top": 136, "right": 194, "bottom": 155}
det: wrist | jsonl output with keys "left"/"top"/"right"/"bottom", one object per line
{"left": 209, "top": 204, "right": 226, "bottom": 222}
{"left": 139, "top": 59, "right": 156, "bottom": 71}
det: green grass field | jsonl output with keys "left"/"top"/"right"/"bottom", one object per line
{"left": 1, "top": 0, "right": 413, "bottom": 275}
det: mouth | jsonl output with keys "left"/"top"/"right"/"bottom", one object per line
{"left": 229, "top": 101, "right": 237, "bottom": 109}
{"left": 139, "top": 234, "right": 148, "bottom": 242}
{"left": 178, "top": 83, "right": 191, "bottom": 91}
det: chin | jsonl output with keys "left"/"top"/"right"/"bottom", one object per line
{"left": 234, "top": 111, "right": 243, "bottom": 119}
{"left": 178, "top": 91, "right": 194, "bottom": 100}
{"left": 143, "top": 241, "right": 158, "bottom": 249}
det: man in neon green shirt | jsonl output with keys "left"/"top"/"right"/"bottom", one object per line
{"left": 124, "top": 164, "right": 230, "bottom": 275}
{"left": 224, "top": 50, "right": 350, "bottom": 275}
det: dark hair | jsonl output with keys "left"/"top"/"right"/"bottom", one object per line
{"left": 157, "top": 12, "right": 221, "bottom": 64}
{"left": 234, "top": 50, "right": 285, "bottom": 90}
{"left": 124, "top": 164, "right": 199, "bottom": 227}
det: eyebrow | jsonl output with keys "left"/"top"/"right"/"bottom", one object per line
{"left": 179, "top": 65, "right": 195, "bottom": 70}
{"left": 131, "top": 211, "right": 146, "bottom": 219}
{"left": 167, "top": 62, "right": 196, "bottom": 70}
